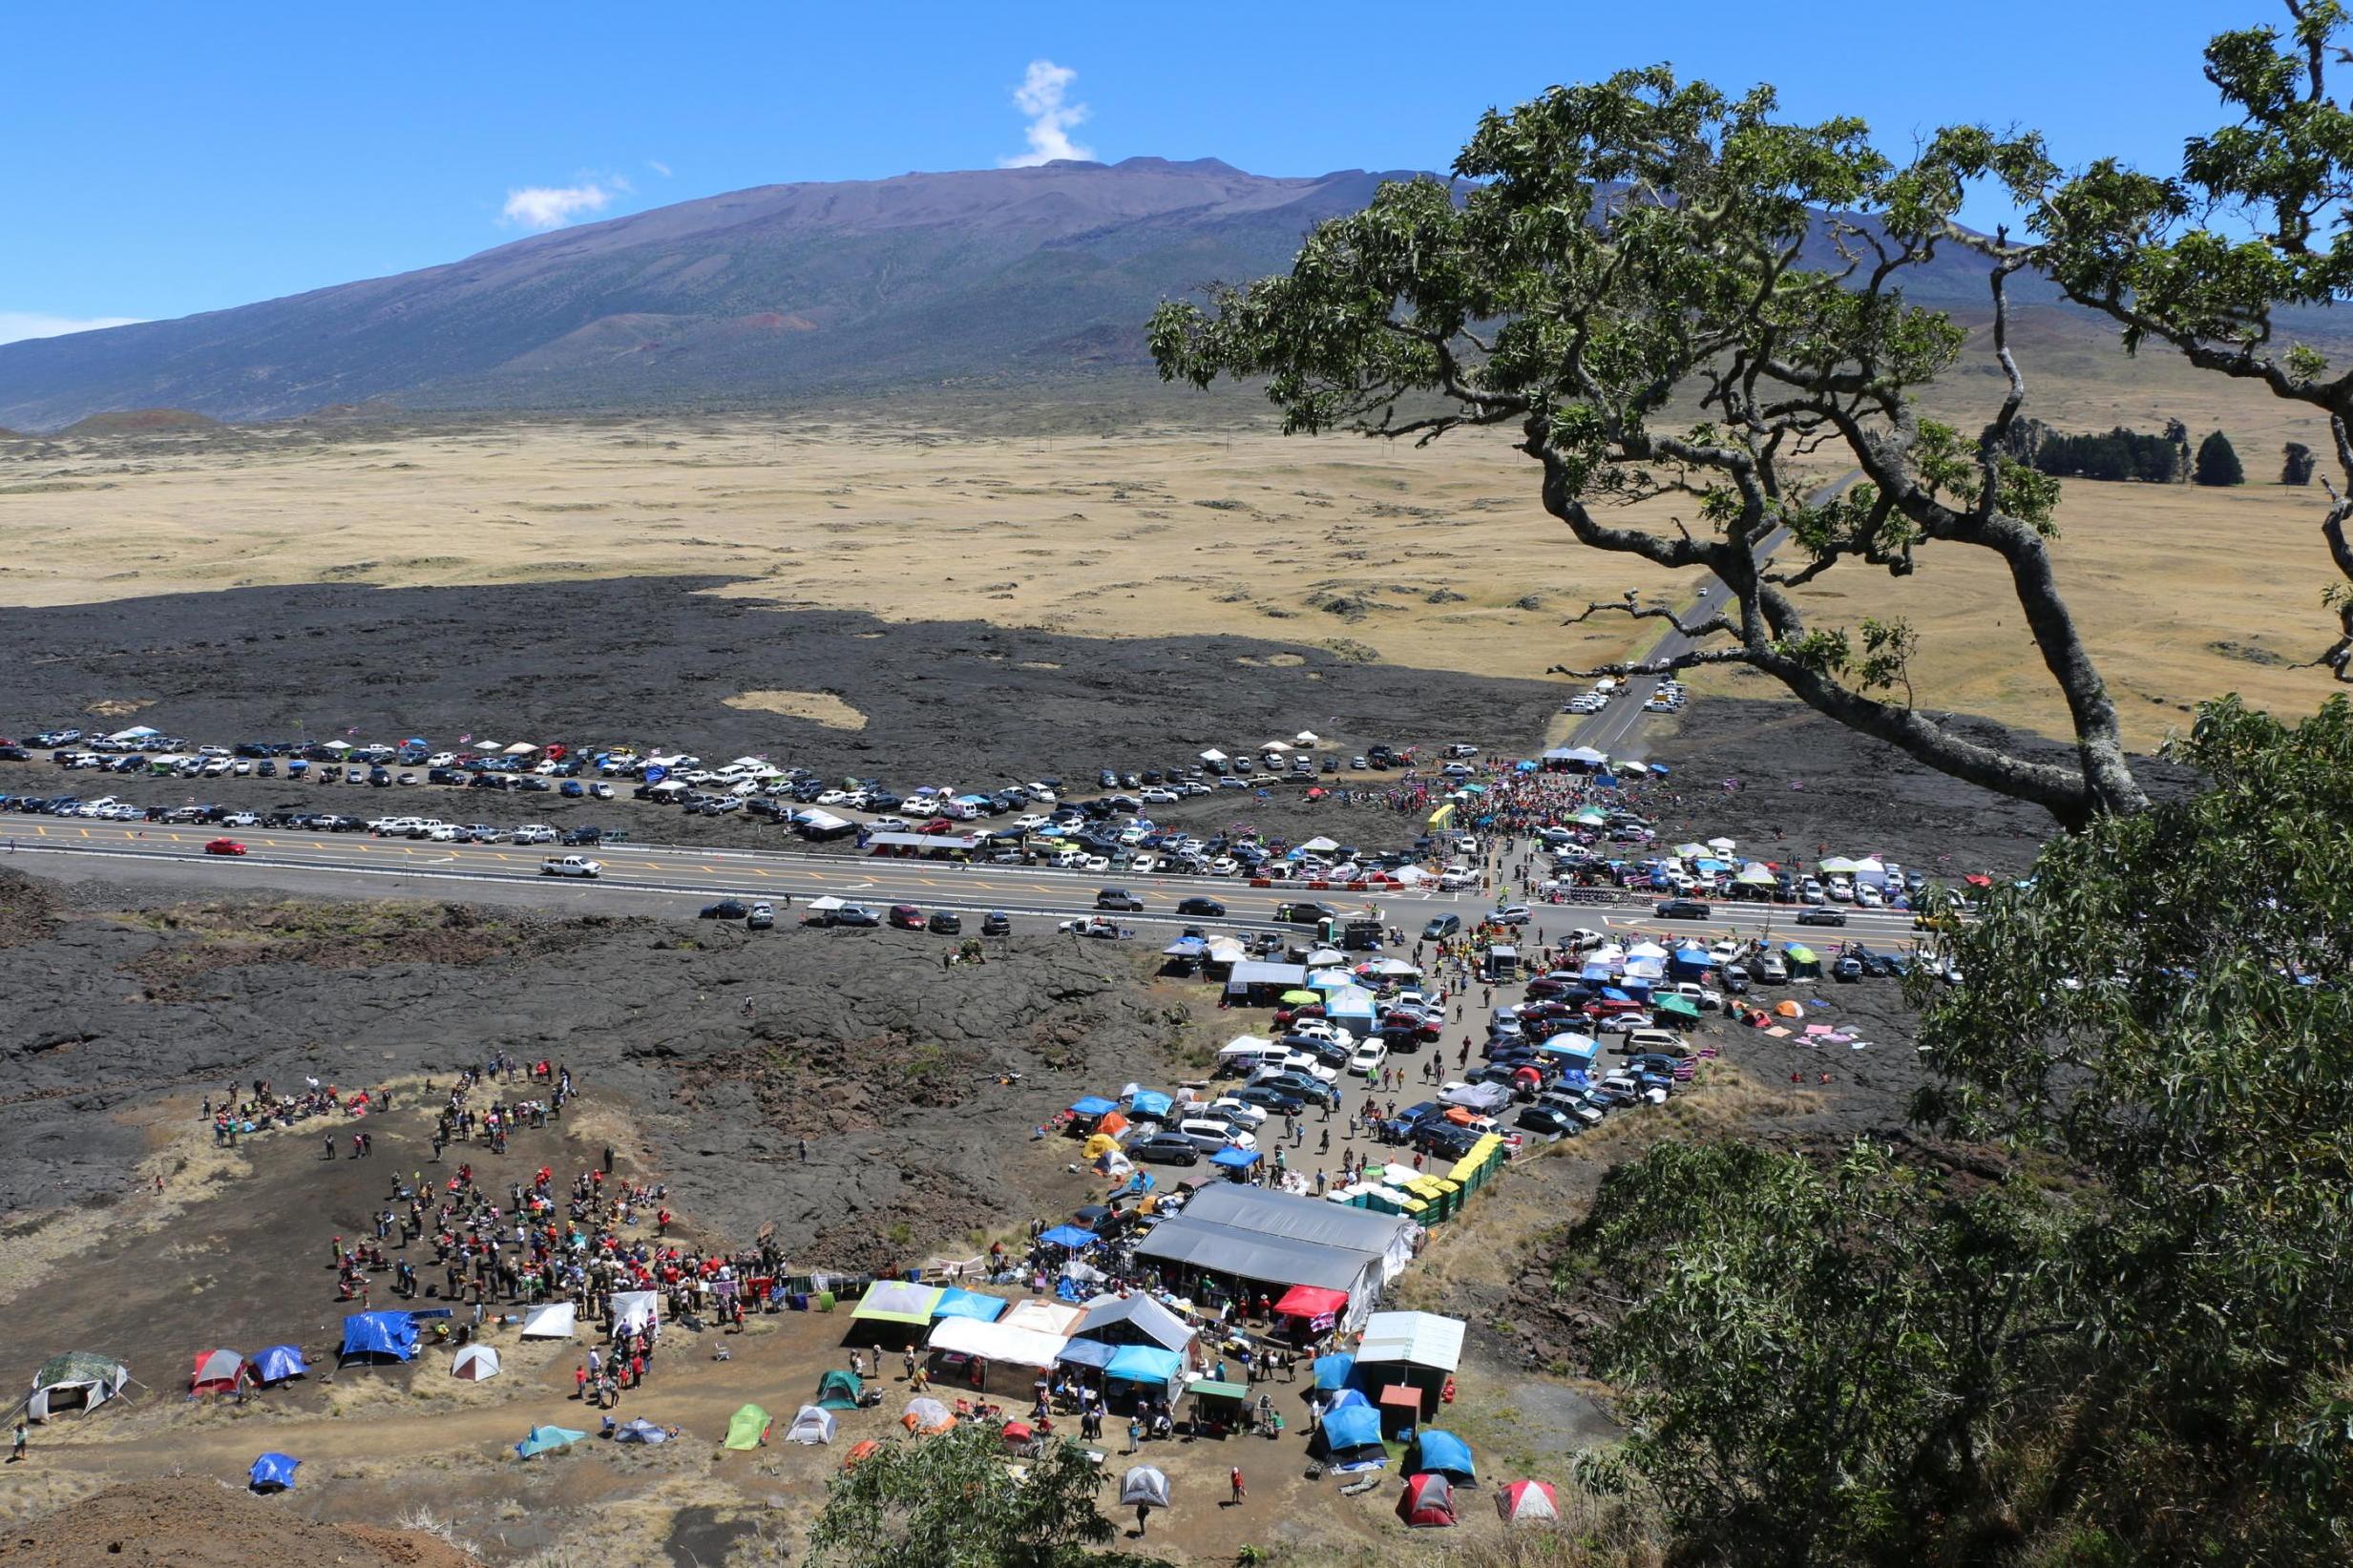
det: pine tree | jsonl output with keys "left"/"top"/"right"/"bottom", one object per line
{"left": 2193, "top": 430, "right": 2244, "bottom": 487}
{"left": 2282, "top": 441, "right": 2316, "bottom": 486}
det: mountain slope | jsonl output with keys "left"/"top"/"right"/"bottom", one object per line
{"left": 0, "top": 158, "right": 1422, "bottom": 429}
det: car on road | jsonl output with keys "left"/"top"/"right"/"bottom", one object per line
{"left": 746, "top": 903, "right": 775, "bottom": 930}
{"left": 1175, "top": 896, "right": 1226, "bottom": 917}
{"left": 1796, "top": 907, "right": 1847, "bottom": 927}
{"left": 888, "top": 905, "right": 927, "bottom": 930}
{"left": 539, "top": 855, "right": 601, "bottom": 878}
{"left": 1422, "top": 914, "right": 1463, "bottom": 941}
{"left": 928, "top": 910, "right": 963, "bottom": 934}
{"left": 981, "top": 911, "right": 1012, "bottom": 937}
{"left": 1654, "top": 899, "right": 1712, "bottom": 920}
{"left": 701, "top": 900, "right": 750, "bottom": 921}
{"left": 1094, "top": 887, "right": 1144, "bottom": 911}
{"left": 1492, "top": 905, "right": 1531, "bottom": 926}
{"left": 203, "top": 838, "right": 246, "bottom": 856}
{"left": 1130, "top": 1133, "right": 1202, "bottom": 1166}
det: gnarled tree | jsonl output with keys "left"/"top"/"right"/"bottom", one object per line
{"left": 1936, "top": 0, "right": 2353, "bottom": 679}
{"left": 1148, "top": 70, "right": 2160, "bottom": 826}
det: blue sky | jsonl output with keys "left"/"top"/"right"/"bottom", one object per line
{"left": 0, "top": 1, "right": 2268, "bottom": 342}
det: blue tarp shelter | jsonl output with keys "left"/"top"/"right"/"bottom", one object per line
{"left": 1104, "top": 1345, "right": 1185, "bottom": 1388}
{"left": 1411, "top": 1428, "right": 1477, "bottom": 1481}
{"left": 1127, "top": 1090, "right": 1174, "bottom": 1119}
{"left": 1068, "top": 1097, "right": 1119, "bottom": 1119}
{"left": 1161, "top": 938, "right": 1207, "bottom": 957}
{"left": 253, "top": 1345, "right": 308, "bottom": 1384}
{"left": 1039, "top": 1224, "right": 1100, "bottom": 1250}
{"left": 1055, "top": 1339, "right": 1117, "bottom": 1369}
{"left": 931, "top": 1288, "right": 1007, "bottom": 1323}
{"left": 1670, "top": 948, "right": 1713, "bottom": 975}
{"left": 339, "top": 1311, "right": 417, "bottom": 1363}
{"left": 248, "top": 1453, "right": 299, "bottom": 1492}
{"left": 1314, "top": 1352, "right": 1357, "bottom": 1391}
{"left": 516, "top": 1425, "right": 587, "bottom": 1459}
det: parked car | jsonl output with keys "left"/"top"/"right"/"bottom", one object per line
{"left": 1131, "top": 1133, "right": 1203, "bottom": 1166}
{"left": 981, "top": 911, "right": 1012, "bottom": 937}
{"left": 1516, "top": 1105, "right": 1581, "bottom": 1137}
{"left": 701, "top": 900, "right": 750, "bottom": 921}
{"left": 928, "top": 910, "right": 963, "bottom": 934}
{"left": 746, "top": 903, "right": 775, "bottom": 930}
{"left": 830, "top": 905, "right": 882, "bottom": 928}
{"left": 888, "top": 905, "right": 927, "bottom": 930}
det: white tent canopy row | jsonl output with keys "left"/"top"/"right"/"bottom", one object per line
{"left": 926, "top": 1315, "right": 1069, "bottom": 1371}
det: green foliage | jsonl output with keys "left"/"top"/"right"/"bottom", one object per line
{"left": 2022, "top": 424, "right": 2185, "bottom": 484}
{"left": 1581, "top": 698, "right": 2353, "bottom": 1564}
{"left": 807, "top": 1423, "right": 1117, "bottom": 1568}
{"left": 2283, "top": 439, "right": 2317, "bottom": 485}
{"left": 2192, "top": 429, "right": 2245, "bottom": 486}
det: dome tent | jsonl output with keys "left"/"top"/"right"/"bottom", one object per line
{"left": 25, "top": 1351, "right": 129, "bottom": 1422}
{"left": 1398, "top": 1471, "right": 1459, "bottom": 1528}
{"left": 1496, "top": 1478, "right": 1561, "bottom": 1522}
{"left": 452, "top": 1345, "right": 501, "bottom": 1382}
{"left": 1408, "top": 1428, "right": 1477, "bottom": 1483}
{"left": 247, "top": 1453, "right": 300, "bottom": 1493}
{"left": 785, "top": 1404, "right": 837, "bottom": 1444}
{"left": 190, "top": 1348, "right": 249, "bottom": 1397}
{"left": 1121, "top": 1465, "right": 1172, "bottom": 1508}
{"left": 515, "top": 1425, "right": 586, "bottom": 1459}
{"left": 725, "top": 1404, "right": 772, "bottom": 1451}
{"left": 252, "top": 1345, "right": 308, "bottom": 1385}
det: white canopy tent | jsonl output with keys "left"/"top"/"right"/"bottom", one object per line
{"left": 520, "top": 1303, "right": 577, "bottom": 1340}
{"left": 925, "top": 1315, "right": 1069, "bottom": 1371}
{"left": 611, "top": 1291, "right": 661, "bottom": 1336}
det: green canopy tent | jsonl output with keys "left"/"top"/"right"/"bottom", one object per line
{"left": 725, "top": 1403, "right": 773, "bottom": 1451}
{"left": 1279, "top": 990, "right": 1323, "bottom": 1005}
{"left": 1654, "top": 993, "right": 1702, "bottom": 1022}
{"left": 514, "top": 1425, "right": 586, "bottom": 1459}
{"left": 1782, "top": 944, "right": 1822, "bottom": 978}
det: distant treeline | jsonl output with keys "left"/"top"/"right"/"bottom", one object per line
{"left": 1985, "top": 417, "right": 2290, "bottom": 487}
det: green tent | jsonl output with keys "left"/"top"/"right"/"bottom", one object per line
{"left": 1783, "top": 944, "right": 1818, "bottom": 965}
{"left": 816, "top": 1369, "right": 864, "bottom": 1411}
{"left": 725, "top": 1403, "right": 772, "bottom": 1451}
{"left": 1654, "top": 994, "right": 1702, "bottom": 1021}
{"left": 515, "top": 1425, "right": 585, "bottom": 1459}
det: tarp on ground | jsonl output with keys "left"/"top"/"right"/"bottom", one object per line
{"left": 1358, "top": 1311, "right": 1466, "bottom": 1373}
{"left": 901, "top": 1396, "right": 954, "bottom": 1434}
{"left": 339, "top": 1312, "right": 417, "bottom": 1363}
{"left": 1497, "top": 1478, "right": 1561, "bottom": 1522}
{"left": 785, "top": 1404, "right": 837, "bottom": 1444}
{"left": 815, "top": 1369, "right": 864, "bottom": 1410}
{"left": 520, "top": 1303, "right": 577, "bottom": 1339}
{"left": 1103, "top": 1345, "right": 1185, "bottom": 1388}
{"left": 930, "top": 1288, "right": 1008, "bottom": 1323}
{"left": 611, "top": 1290, "right": 661, "bottom": 1336}
{"left": 926, "top": 1315, "right": 1068, "bottom": 1371}
{"left": 1313, "top": 1352, "right": 1357, "bottom": 1391}
{"left": 191, "top": 1349, "right": 247, "bottom": 1395}
{"left": 515, "top": 1425, "right": 586, "bottom": 1459}
{"left": 851, "top": 1281, "right": 943, "bottom": 1326}
{"left": 1039, "top": 1224, "right": 1101, "bottom": 1250}
{"left": 1122, "top": 1465, "right": 1172, "bottom": 1508}
{"left": 252, "top": 1345, "right": 307, "bottom": 1384}
{"left": 999, "top": 1301, "right": 1087, "bottom": 1338}
{"left": 1399, "top": 1471, "right": 1459, "bottom": 1528}
{"left": 247, "top": 1453, "right": 299, "bottom": 1492}
{"left": 452, "top": 1345, "right": 501, "bottom": 1381}
{"left": 1411, "top": 1428, "right": 1477, "bottom": 1482}
{"left": 724, "top": 1404, "right": 772, "bottom": 1451}
{"left": 616, "top": 1418, "right": 672, "bottom": 1444}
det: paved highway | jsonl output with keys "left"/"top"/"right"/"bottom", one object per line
{"left": 8, "top": 820, "right": 1928, "bottom": 953}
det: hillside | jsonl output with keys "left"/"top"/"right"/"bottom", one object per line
{"left": 0, "top": 157, "right": 2060, "bottom": 431}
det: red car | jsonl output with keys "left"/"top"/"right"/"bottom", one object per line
{"left": 888, "top": 905, "right": 927, "bottom": 930}
{"left": 204, "top": 838, "right": 247, "bottom": 856}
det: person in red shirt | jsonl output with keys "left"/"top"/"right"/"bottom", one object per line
{"left": 1229, "top": 1466, "right": 1246, "bottom": 1505}
{"left": 574, "top": 1363, "right": 588, "bottom": 1399}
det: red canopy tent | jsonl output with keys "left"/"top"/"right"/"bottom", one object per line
{"left": 1273, "top": 1286, "right": 1350, "bottom": 1333}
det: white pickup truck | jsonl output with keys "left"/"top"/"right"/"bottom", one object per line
{"left": 539, "top": 855, "right": 602, "bottom": 879}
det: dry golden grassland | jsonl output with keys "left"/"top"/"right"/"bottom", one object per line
{"left": 4, "top": 323, "right": 2343, "bottom": 755}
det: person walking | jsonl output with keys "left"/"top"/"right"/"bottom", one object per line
{"left": 11, "top": 1418, "right": 26, "bottom": 1463}
{"left": 1229, "top": 1465, "right": 1246, "bottom": 1506}
{"left": 1135, "top": 1500, "right": 1150, "bottom": 1537}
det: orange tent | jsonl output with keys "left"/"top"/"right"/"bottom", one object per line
{"left": 841, "top": 1439, "right": 881, "bottom": 1471}
{"left": 1774, "top": 1000, "right": 1805, "bottom": 1018}
{"left": 1097, "top": 1111, "right": 1131, "bottom": 1139}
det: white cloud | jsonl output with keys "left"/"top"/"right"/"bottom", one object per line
{"left": 999, "top": 59, "right": 1093, "bottom": 167}
{"left": 500, "top": 182, "right": 617, "bottom": 230}
{"left": 646, "top": 158, "right": 672, "bottom": 178}
{"left": 0, "top": 311, "right": 144, "bottom": 345}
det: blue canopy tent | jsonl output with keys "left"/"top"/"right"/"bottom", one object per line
{"left": 1127, "top": 1090, "right": 1174, "bottom": 1119}
{"left": 339, "top": 1311, "right": 418, "bottom": 1364}
{"left": 1317, "top": 1403, "right": 1387, "bottom": 1467}
{"left": 1067, "top": 1096, "right": 1119, "bottom": 1119}
{"left": 248, "top": 1453, "right": 300, "bottom": 1492}
{"left": 931, "top": 1288, "right": 1007, "bottom": 1323}
{"left": 1313, "top": 1352, "right": 1357, "bottom": 1392}
{"left": 1208, "top": 1147, "right": 1258, "bottom": 1173}
{"left": 1593, "top": 773, "right": 1619, "bottom": 789}
{"left": 1056, "top": 1339, "right": 1118, "bottom": 1370}
{"left": 1670, "top": 948, "right": 1713, "bottom": 976}
{"left": 1580, "top": 963, "right": 1614, "bottom": 982}
{"left": 1039, "top": 1224, "right": 1101, "bottom": 1250}
{"left": 1104, "top": 1345, "right": 1186, "bottom": 1389}
{"left": 1410, "top": 1428, "right": 1478, "bottom": 1483}
{"left": 1598, "top": 987, "right": 1631, "bottom": 1003}
{"left": 252, "top": 1345, "right": 308, "bottom": 1384}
